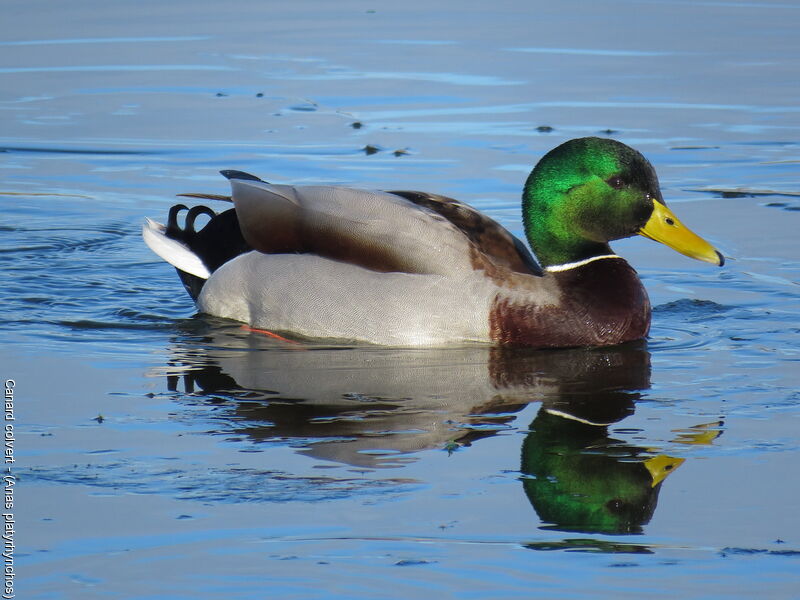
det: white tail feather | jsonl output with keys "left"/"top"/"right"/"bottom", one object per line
{"left": 142, "top": 218, "right": 211, "bottom": 279}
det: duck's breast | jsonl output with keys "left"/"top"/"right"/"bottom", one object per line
{"left": 490, "top": 258, "right": 650, "bottom": 347}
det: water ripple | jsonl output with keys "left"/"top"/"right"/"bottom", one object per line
{"left": 22, "top": 462, "right": 419, "bottom": 504}
{"left": 0, "top": 36, "right": 210, "bottom": 47}
{"left": 0, "top": 65, "right": 234, "bottom": 74}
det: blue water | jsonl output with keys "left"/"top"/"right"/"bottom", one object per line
{"left": 3, "top": 1, "right": 800, "bottom": 598}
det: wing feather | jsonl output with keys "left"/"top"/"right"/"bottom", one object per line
{"left": 229, "top": 179, "right": 478, "bottom": 275}
{"left": 388, "top": 191, "right": 542, "bottom": 276}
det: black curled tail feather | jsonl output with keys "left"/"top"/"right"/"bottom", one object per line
{"left": 166, "top": 204, "right": 252, "bottom": 300}
{"left": 220, "top": 169, "right": 265, "bottom": 182}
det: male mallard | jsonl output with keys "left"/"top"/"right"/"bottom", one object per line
{"left": 143, "top": 137, "right": 723, "bottom": 347}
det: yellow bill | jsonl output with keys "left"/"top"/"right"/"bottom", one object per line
{"left": 639, "top": 201, "right": 724, "bottom": 266}
{"left": 644, "top": 455, "right": 686, "bottom": 488}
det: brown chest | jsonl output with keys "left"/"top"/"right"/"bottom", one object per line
{"left": 489, "top": 259, "right": 650, "bottom": 348}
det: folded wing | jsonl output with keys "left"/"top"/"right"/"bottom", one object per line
{"left": 228, "top": 178, "right": 540, "bottom": 278}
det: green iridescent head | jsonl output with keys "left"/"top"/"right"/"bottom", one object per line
{"left": 523, "top": 137, "right": 723, "bottom": 268}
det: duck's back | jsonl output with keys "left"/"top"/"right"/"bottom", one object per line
{"left": 229, "top": 180, "right": 487, "bottom": 277}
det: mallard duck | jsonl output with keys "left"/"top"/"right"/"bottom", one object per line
{"left": 143, "top": 137, "right": 723, "bottom": 347}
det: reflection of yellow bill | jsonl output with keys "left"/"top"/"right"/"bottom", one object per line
{"left": 644, "top": 421, "right": 724, "bottom": 487}
{"left": 639, "top": 201, "right": 724, "bottom": 266}
{"left": 673, "top": 421, "right": 724, "bottom": 446}
{"left": 644, "top": 455, "right": 686, "bottom": 487}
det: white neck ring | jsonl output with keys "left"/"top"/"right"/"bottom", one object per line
{"left": 544, "top": 254, "right": 622, "bottom": 273}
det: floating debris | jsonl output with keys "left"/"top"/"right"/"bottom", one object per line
{"left": 215, "top": 92, "right": 227, "bottom": 97}
{"left": 351, "top": 121, "right": 364, "bottom": 129}
{"left": 535, "top": 125, "right": 554, "bottom": 133}
{"left": 690, "top": 187, "right": 800, "bottom": 199}
{"left": 362, "top": 144, "right": 380, "bottom": 155}
{"left": 671, "top": 145, "right": 720, "bottom": 150}
{"left": 720, "top": 547, "right": 800, "bottom": 557}
{"left": 600, "top": 128, "right": 619, "bottom": 135}
{"left": 395, "top": 559, "right": 436, "bottom": 566}
{"left": 392, "top": 148, "right": 410, "bottom": 157}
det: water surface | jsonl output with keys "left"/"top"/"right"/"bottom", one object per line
{"left": 3, "top": 1, "right": 799, "bottom": 598}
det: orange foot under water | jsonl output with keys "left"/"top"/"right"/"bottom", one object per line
{"left": 240, "top": 324, "right": 303, "bottom": 346}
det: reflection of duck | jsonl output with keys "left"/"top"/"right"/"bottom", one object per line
{"left": 520, "top": 372, "right": 722, "bottom": 534}
{"left": 519, "top": 342, "right": 677, "bottom": 534}
{"left": 521, "top": 409, "right": 683, "bottom": 535}
{"left": 162, "top": 324, "right": 651, "bottom": 468}
{"left": 144, "top": 138, "right": 723, "bottom": 347}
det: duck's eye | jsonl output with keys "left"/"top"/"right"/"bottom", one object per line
{"left": 606, "top": 176, "right": 625, "bottom": 190}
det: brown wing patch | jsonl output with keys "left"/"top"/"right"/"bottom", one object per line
{"left": 298, "top": 224, "right": 426, "bottom": 273}
{"left": 389, "top": 190, "right": 542, "bottom": 277}
{"left": 241, "top": 212, "right": 422, "bottom": 273}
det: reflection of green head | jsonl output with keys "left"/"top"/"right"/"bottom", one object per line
{"left": 521, "top": 410, "right": 679, "bottom": 534}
